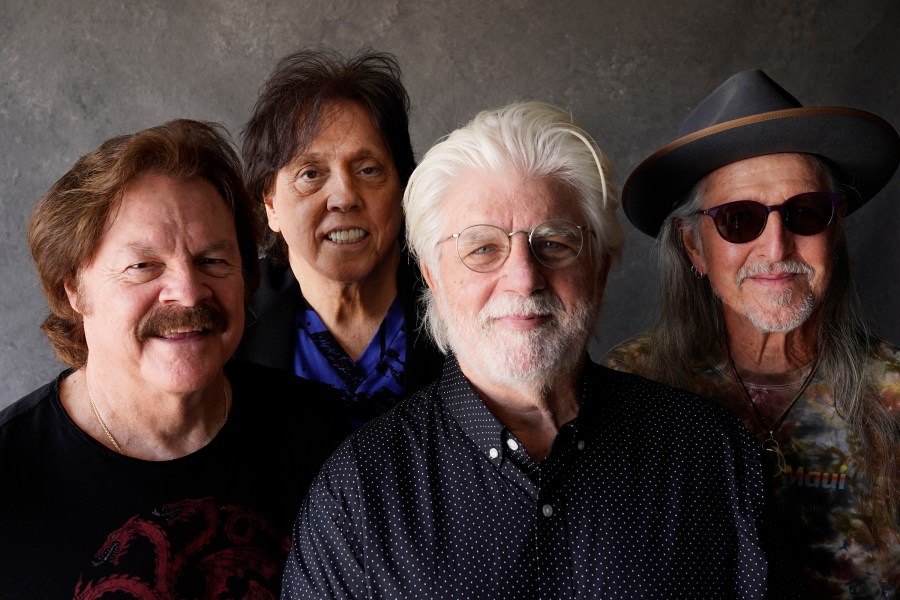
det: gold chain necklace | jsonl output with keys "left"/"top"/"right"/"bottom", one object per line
{"left": 724, "top": 341, "right": 819, "bottom": 476}
{"left": 87, "top": 381, "right": 229, "bottom": 456}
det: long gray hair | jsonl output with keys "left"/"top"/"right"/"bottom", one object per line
{"left": 644, "top": 154, "right": 899, "bottom": 539}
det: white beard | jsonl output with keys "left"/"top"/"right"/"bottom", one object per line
{"left": 436, "top": 289, "right": 597, "bottom": 387}
{"left": 734, "top": 260, "right": 817, "bottom": 333}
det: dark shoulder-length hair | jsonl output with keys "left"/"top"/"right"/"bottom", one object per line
{"left": 28, "top": 119, "right": 259, "bottom": 368}
{"left": 241, "top": 46, "right": 414, "bottom": 262}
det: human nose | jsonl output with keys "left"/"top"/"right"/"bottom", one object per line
{"left": 755, "top": 210, "right": 794, "bottom": 261}
{"left": 497, "top": 234, "right": 545, "bottom": 294}
{"left": 159, "top": 264, "right": 213, "bottom": 306}
{"left": 326, "top": 169, "right": 361, "bottom": 213}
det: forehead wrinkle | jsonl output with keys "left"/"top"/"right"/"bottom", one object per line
{"left": 116, "top": 237, "right": 237, "bottom": 258}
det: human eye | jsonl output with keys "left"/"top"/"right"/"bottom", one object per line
{"left": 461, "top": 242, "right": 504, "bottom": 270}
{"left": 535, "top": 236, "right": 577, "bottom": 261}
{"left": 532, "top": 223, "right": 581, "bottom": 258}
{"left": 720, "top": 203, "right": 757, "bottom": 231}
{"left": 469, "top": 243, "right": 500, "bottom": 256}
{"left": 124, "top": 261, "right": 161, "bottom": 283}
{"left": 128, "top": 261, "right": 155, "bottom": 270}
{"left": 197, "top": 257, "right": 225, "bottom": 266}
{"left": 356, "top": 158, "right": 388, "bottom": 181}
{"left": 292, "top": 164, "right": 326, "bottom": 192}
{"left": 196, "top": 256, "right": 236, "bottom": 276}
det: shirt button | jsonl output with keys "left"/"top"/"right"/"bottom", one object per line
{"left": 489, "top": 448, "right": 499, "bottom": 459}
{"left": 576, "top": 440, "right": 585, "bottom": 450}
{"left": 506, "top": 439, "right": 519, "bottom": 451}
{"left": 542, "top": 504, "right": 553, "bottom": 517}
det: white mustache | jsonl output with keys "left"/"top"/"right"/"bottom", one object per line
{"left": 477, "top": 293, "right": 564, "bottom": 326}
{"left": 736, "top": 260, "right": 813, "bottom": 284}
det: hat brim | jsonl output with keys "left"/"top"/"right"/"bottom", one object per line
{"left": 622, "top": 107, "right": 900, "bottom": 237}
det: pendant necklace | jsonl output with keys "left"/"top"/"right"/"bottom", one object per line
{"left": 724, "top": 341, "right": 820, "bottom": 476}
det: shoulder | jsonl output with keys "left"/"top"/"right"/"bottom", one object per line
{"left": 0, "top": 373, "right": 67, "bottom": 451}
{"left": 228, "top": 359, "right": 334, "bottom": 402}
{"left": 583, "top": 361, "right": 749, "bottom": 443}
{"left": 316, "top": 380, "right": 442, "bottom": 473}
{"left": 246, "top": 259, "right": 301, "bottom": 321}
{"left": 600, "top": 332, "right": 655, "bottom": 375}
{"left": 226, "top": 360, "right": 346, "bottom": 425}
{"left": 868, "top": 337, "right": 900, "bottom": 410}
{"left": 225, "top": 360, "right": 351, "bottom": 466}
{"left": 0, "top": 374, "right": 64, "bottom": 429}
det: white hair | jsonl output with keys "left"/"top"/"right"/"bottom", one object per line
{"left": 402, "top": 101, "right": 624, "bottom": 352}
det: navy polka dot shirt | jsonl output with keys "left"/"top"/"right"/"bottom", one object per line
{"left": 283, "top": 359, "right": 768, "bottom": 599}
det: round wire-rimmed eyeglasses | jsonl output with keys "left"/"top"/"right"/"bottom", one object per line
{"left": 443, "top": 219, "right": 586, "bottom": 273}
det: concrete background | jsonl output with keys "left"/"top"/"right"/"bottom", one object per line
{"left": 1, "top": 0, "right": 898, "bottom": 409}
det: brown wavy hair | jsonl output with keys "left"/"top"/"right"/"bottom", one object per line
{"left": 27, "top": 119, "right": 260, "bottom": 368}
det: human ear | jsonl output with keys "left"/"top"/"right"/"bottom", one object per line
{"left": 64, "top": 277, "right": 84, "bottom": 315}
{"left": 680, "top": 223, "right": 708, "bottom": 275}
{"left": 421, "top": 262, "right": 438, "bottom": 294}
{"left": 262, "top": 192, "right": 282, "bottom": 234}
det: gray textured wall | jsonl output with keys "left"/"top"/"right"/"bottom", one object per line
{"left": 2, "top": 0, "right": 898, "bottom": 409}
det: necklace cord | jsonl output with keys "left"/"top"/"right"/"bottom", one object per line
{"left": 723, "top": 338, "right": 821, "bottom": 476}
{"left": 87, "top": 380, "right": 229, "bottom": 457}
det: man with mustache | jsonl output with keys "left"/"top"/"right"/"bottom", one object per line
{"left": 282, "top": 102, "right": 769, "bottom": 598}
{"left": 0, "top": 120, "right": 346, "bottom": 598}
{"left": 604, "top": 70, "right": 900, "bottom": 596}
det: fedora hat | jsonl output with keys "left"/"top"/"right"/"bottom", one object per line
{"left": 622, "top": 69, "right": 900, "bottom": 237}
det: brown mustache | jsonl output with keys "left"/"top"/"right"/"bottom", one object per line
{"left": 136, "top": 304, "right": 229, "bottom": 342}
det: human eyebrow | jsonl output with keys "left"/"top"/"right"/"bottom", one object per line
{"left": 194, "top": 240, "right": 239, "bottom": 257}
{"left": 295, "top": 147, "right": 386, "bottom": 164}
{"left": 119, "top": 244, "right": 158, "bottom": 259}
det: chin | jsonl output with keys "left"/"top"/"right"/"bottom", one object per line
{"left": 743, "top": 292, "right": 815, "bottom": 333}
{"left": 143, "top": 354, "right": 225, "bottom": 394}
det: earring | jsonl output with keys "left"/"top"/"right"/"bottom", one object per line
{"left": 690, "top": 265, "right": 705, "bottom": 279}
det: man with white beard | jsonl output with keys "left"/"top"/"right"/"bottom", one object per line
{"left": 282, "top": 102, "right": 770, "bottom": 599}
{"left": 604, "top": 70, "right": 900, "bottom": 596}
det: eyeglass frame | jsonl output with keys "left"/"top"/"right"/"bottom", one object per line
{"left": 695, "top": 191, "right": 844, "bottom": 244}
{"left": 442, "top": 219, "right": 587, "bottom": 273}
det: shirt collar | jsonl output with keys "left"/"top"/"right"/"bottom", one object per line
{"left": 439, "top": 359, "right": 507, "bottom": 462}
{"left": 439, "top": 357, "right": 599, "bottom": 463}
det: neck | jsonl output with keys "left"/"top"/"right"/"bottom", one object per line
{"left": 459, "top": 358, "right": 584, "bottom": 463}
{"left": 723, "top": 309, "right": 819, "bottom": 373}
{"left": 289, "top": 246, "right": 400, "bottom": 360}
{"left": 60, "top": 366, "right": 229, "bottom": 461}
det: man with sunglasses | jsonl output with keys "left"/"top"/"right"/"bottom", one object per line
{"left": 605, "top": 69, "right": 900, "bottom": 597}
{"left": 283, "top": 102, "right": 770, "bottom": 598}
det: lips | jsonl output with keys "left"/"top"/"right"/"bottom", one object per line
{"left": 326, "top": 228, "right": 368, "bottom": 244}
{"left": 750, "top": 272, "right": 796, "bottom": 282}
{"left": 737, "top": 260, "right": 814, "bottom": 286}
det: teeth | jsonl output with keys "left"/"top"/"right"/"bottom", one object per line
{"left": 161, "top": 327, "right": 202, "bottom": 336}
{"left": 327, "top": 228, "right": 367, "bottom": 244}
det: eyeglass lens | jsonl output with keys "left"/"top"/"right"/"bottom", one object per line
{"left": 455, "top": 220, "right": 584, "bottom": 272}
{"left": 705, "top": 192, "right": 840, "bottom": 244}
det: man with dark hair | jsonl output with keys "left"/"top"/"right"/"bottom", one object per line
{"left": 605, "top": 69, "right": 900, "bottom": 596}
{"left": 0, "top": 119, "right": 346, "bottom": 598}
{"left": 237, "top": 47, "right": 442, "bottom": 427}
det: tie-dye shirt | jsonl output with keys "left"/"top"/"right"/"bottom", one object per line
{"left": 603, "top": 336, "right": 900, "bottom": 599}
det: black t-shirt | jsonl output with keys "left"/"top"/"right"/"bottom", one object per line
{"left": 0, "top": 360, "right": 348, "bottom": 599}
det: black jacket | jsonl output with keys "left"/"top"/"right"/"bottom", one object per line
{"left": 236, "top": 254, "right": 445, "bottom": 401}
